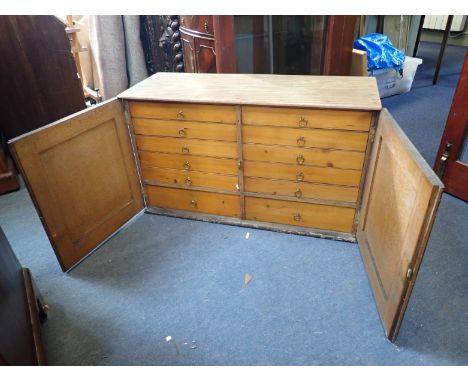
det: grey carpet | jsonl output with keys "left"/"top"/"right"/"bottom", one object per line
{"left": 0, "top": 42, "right": 467, "bottom": 365}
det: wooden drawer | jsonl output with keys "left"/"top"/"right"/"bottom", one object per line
{"left": 129, "top": 101, "right": 237, "bottom": 123}
{"left": 242, "top": 106, "right": 372, "bottom": 131}
{"left": 243, "top": 144, "right": 365, "bottom": 170}
{"left": 147, "top": 186, "right": 240, "bottom": 217}
{"left": 245, "top": 196, "right": 355, "bottom": 233}
{"left": 135, "top": 136, "right": 238, "bottom": 159}
{"left": 132, "top": 119, "right": 237, "bottom": 142}
{"left": 138, "top": 152, "right": 239, "bottom": 175}
{"left": 244, "top": 177, "right": 358, "bottom": 203}
{"left": 244, "top": 161, "right": 361, "bottom": 187}
{"left": 242, "top": 125, "right": 368, "bottom": 152}
{"left": 142, "top": 166, "right": 238, "bottom": 192}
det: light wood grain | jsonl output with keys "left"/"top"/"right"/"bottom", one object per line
{"left": 236, "top": 106, "right": 245, "bottom": 219}
{"left": 243, "top": 124, "right": 369, "bottom": 151}
{"left": 147, "top": 185, "right": 240, "bottom": 217}
{"left": 350, "top": 49, "right": 368, "bottom": 76}
{"left": 243, "top": 143, "right": 365, "bottom": 170}
{"left": 244, "top": 177, "right": 359, "bottom": 203}
{"left": 353, "top": 111, "right": 379, "bottom": 232}
{"left": 135, "top": 136, "right": 238, "bottom": 158}
{"left": 245, "top": 196, "right": 355, "bottom": 233}
{"left": 132, "top": 118, "right": 237, "bottom": 141}
{"left": 356, "top": 109, "right": 444, "bottom": 341}
{"left": 244, "top": 161, "right": 362, "bottom": 187}
{"left": 9, "top": 99, "right": 144, "bottom": 271}
{"left": 138, "top": 151, "right": 238, "bottom": 175}
{"left": 242, "top": 106, "right": 372, "bottom": 131}
{"left": 129, "top": 101, "right": 237, "bottom": 123}
{"left": 119, "top": 73, "right": 382, "bottom": 111}
{"left": 142, "top": 166, "right": 238, "bottom": 192}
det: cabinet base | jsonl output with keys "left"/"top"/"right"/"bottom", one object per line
{"left": 145, "top": 206, "right": 356, "bottom": 243}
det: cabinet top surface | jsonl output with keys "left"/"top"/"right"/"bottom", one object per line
{"left": 118, "top": 73, "right": 382, "bottom": 111}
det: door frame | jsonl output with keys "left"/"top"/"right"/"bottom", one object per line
{"left": 434, "top": 50, "right": 468, "bottom": 201}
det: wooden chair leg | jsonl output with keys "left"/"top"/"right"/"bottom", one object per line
{"left": 413, "top": 15, "right": 425, "bottom": 57}
{"left": 376, "top": 15, "right": 384, "bottom": 34}
{"left": 433, "top": 15, "right": 454, "bottom": 85}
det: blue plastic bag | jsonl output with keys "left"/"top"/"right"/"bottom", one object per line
{"left": 353, "top": 33, "right": 405, "bottom": 73}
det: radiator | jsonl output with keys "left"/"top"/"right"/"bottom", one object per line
{"left": 423, "top": 15, "right": 467, "bottom": 32}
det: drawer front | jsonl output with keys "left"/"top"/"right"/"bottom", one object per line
{"left": 138, "top": 152, "right": 239, "bottom": 175}
{"left": 243, "top": 144, "right": 365, "bottom": 170}
{"left": 135, "top": 136, "right": 238, "bottom": 158}
{"left": 133, "top": 119, "right": 237, "bottom": 142}
{"left": 243, "top": 125, "right": 368, "bottom": 152}
{"left": 142, "top": 167, "right": 238, "bottom": 192}
{"left": 244, "top": 177, "right": 358, "bottom": 203}
{"left": 147, "top": 186, "right": 241, "bottom": 217}
{"left": 129, "top": 101, "right": 237, "bottom": 123}
{"left": 245, "top": 196, "right": 355, "bottom": 233}
{"left": 244, "top": 161, "right": 361, "bottom": 187}
{"left": 242, "top": 106, "right": 372, "bottom": 131}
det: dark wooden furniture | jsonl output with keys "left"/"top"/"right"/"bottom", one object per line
{"left": 413, "top": 15, "right": 454, "bottom": 85}
{"left": 10, "top": 73, "right": 443, "bottom": 342}
{"left": 179, "top": 16, "right": 216, "bottom": 73}
{"left": 0, "top": 227, "right": 47, "bottom": 365}
{"left": 0, "top": 145, "right": 19, "bottom": 194}
{"left": 434, "top": 50, "right": 468, "bottom": 201}
{"left": 0, "top": 16, "right": 86, "bottom": 142}
{"left": 140, "top": 16, "right": 184, "bottom": 74}
{"left": 323, "top": 16, "right": 359, "bottom": 75}
{"left": 213, "top": 16, "right": 236, "bottom": 73}
{"left": 0, "top": 16, "right": 86, "bottom": 195}
{"left": 181, "top": 16, "right": 356, "bottom": 75}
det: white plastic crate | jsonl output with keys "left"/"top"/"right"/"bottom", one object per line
{"left": 371, "top": 56, "right": 423, "bottom": 98}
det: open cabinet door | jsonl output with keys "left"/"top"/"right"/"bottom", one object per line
{"left": 357, "top": 109, "right": 444, "bottom": 342}
{"left": 9, "top": 99, "right": 144, "bottom": 271}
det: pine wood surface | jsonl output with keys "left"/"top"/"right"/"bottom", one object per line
{"left": 119, "top": 73, "right": 382, "bottom": 111}
{"left": 147, "top": 185, "right": 241, "bottom": 217}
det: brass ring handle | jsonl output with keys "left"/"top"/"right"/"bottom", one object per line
{"left": 190, "top": 199, "right": 197, "bottom": 208}
{"left": 177, "top": 111, "right": 185, "bottom": 119}
{"left": 294, "top": 189, "right": 303, "bottom": 198}
{"left": 178, "top": 128, "right": 187, "bottom": 137}
{"left": 299, "top": 116, "right": 308, "bottom": 127}
{"left": 293, "top": 213, "right": 302, "bottom": 221}
{"left": 182, "top": 145, "right": 190, "bottom": 154}
{"left": 185, "top": 177, "right": 192, "bottom": 186}
{"left": 183, "top": 161, "right": 191, "bottom": 170}
{"left": 296, "top": 154, "right": 305, "bottom": 165}
{"left": 296, "top": 172, "right": 304, "bottom": 181}
{"left": 297, "top": 135, "right": 306, "bottom": 147}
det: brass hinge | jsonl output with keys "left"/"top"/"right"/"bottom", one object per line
{"left": 368, "top": 128, "right": 376, "bottom": 144}
{"left": 354, "top": 211, "right": 361, "bottom": 227}
{"left": 435, "top": 142, "right": 452, "bottom": 179}
{"left": 406, "top": 267, "right": 413, "bottom": 280}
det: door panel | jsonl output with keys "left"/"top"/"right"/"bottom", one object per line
{"left": 9, "top": 99, "right": 144, "bottom": 271}
{"left": 434, "top": 50, "right": 468, "bottom": 201}
{"left": 357, "top": 109, "right": 443, "bottom": 342}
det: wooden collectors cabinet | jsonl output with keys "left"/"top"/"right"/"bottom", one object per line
{"left": 9, "top": 73, "right": 443, "bottom": 342}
